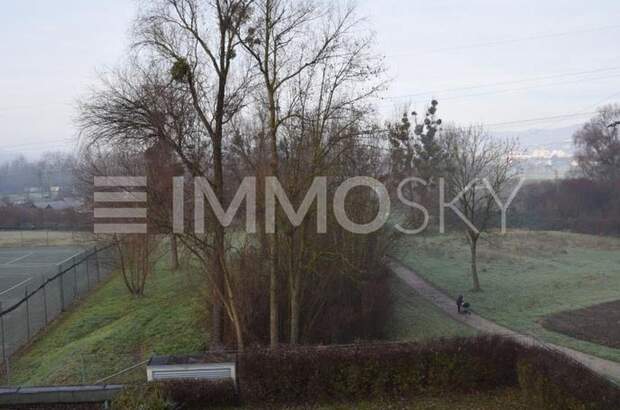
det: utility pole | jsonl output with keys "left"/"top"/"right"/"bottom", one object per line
{"left": 607, "top": 121, "right": 620, "bottom": 141}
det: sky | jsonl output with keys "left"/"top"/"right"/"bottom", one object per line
{"left": 1, "top": 0, "right": 620, "bottom": 158}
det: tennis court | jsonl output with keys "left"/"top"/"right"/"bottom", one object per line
{"left": 0, "top": 246, "right": 86, "bottom": 307}
{"left": 0, "top": 244, "right": 116, "bottom": 362}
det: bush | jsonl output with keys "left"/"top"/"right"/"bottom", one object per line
{"left": 111, "top": 384, "right": 171, "bottom": 410}
{"left": 111, "top": 380, "right": 238, "bottom": 409}
{"left": 110, "top": 337, "right": 620, "bottom": 409}
{"left": 237, "top": 336, "right": 519, "bottom": 405}
{"left": 158, "top": 380, "right": 239, "bottom": 409}
{"left": 517, "top": 349, "right": 620, "bottom": 410}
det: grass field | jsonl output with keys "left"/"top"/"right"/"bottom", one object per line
{"left": 392, "top": 230, "right": 620, "bottom": 362}
{"left": 8, "top": 262, "right": 207, "bottom": 386}
{"left": 386, "top": 277, "right": 477, "bottom": 341}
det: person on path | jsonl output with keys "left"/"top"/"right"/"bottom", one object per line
{"left": 456, "top": 294, "right": 464, "bottom": 313}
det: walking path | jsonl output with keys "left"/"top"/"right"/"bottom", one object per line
{"left": 388, "top": 257, "right": 620, "bottom": 381}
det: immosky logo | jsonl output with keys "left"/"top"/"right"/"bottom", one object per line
{"left": 93, "top": 176, "right": 526, "bottom": 235}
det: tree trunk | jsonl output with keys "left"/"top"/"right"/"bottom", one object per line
{"left": 210, "top": 56, "right": 227, "bottom": 348}
{"left": 270, "top": 227, "right": 279, "bottom": 349}
{"left": 211, "top": 289, "right": 223, "bottom": 349}
{"left": 232, "top": 312, "right": 245, "bottom": 353}
{"left": 267, "top": 85, "right": 280, "bottom": 350}
{"left": 170, "top": 235, "right": 179, "bottom": 271}
{"left": 290, "top": 274, "right": 300, "bottom": 345}
{"left": 470, "top": 235, "right": 481, "bottom": 291}
{"left": 223, "top": 273, "right": 245, "bottom": 353}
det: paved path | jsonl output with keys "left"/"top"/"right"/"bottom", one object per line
{"left": 388, "top": 257, "right": 620, "bottom": 381}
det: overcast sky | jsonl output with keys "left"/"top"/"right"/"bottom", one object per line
{"left": 1, "top": 0, "right": 619, "bottom": 158}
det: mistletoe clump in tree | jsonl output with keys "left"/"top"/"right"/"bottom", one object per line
{"left": 388, "top": 100, "right": 446, "bottom": 225}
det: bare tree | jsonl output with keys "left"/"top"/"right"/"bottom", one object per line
{"left": 116, "top": 234, "right": 163, "bottom": 296}
{"left": 441, "top": 125, "right": 518, "bottom": 291}
{"left": 136, "top": 0, "right": 255, "bottom": 351}
{"left": 78, "top": 0, "right": 389, "bottom": 349}
{"left": 574, "top": 104, "right": 620, "bottom": 181}
{"left": 240, "top": 0, "right": 368, "bottom": 348}
{"left": 239, "top": 0, "right": 384, "bottom": 346}
{"left": 78, "top": 0, "right": 253, "bottom": 351}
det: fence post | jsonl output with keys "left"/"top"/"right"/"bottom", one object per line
{"left": 86, "top": 253, "right": 91, "bottom": 290}
{"left": 80, "top": 353, "right": 86, "bottom": 384}
{"left": 95, "top": 247, "right": 101, "bottom": 282}
{"left": 59, "top": 265, "right": 66, "bottom": 312}
{"left": 73, "top": 257, "right": 78, "bottom": 299}
{"left": 0, "top": 302, "right": 8, "bottom": 383}
{"left": 25, "top": 286, "right": 31, "bottom": 342}
{"left": 42, "top": 274, "right": 48, "bottom": 325}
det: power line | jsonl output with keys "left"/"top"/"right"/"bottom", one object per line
{"left": 432, "top": 74, "right": 620, "bottom": 103}
{"left": 384, "top": 66, "right": 620, "bottom": 101}
{"left": 380, "top": 76, "right": 620, "bottom": 114}
{"left": 387, "top": 23, "right": 620, "bottom": 57}
{"left": 509, "top": 91, "right": 620, "bottom": 131}
{"left": 485, "top": 112, "right": 597, "bottom": 128}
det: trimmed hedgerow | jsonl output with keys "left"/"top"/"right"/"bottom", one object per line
{"left": 111, "top": 380, "right": 238, "bottom": 410}
{"left": 158, "top": 379, "right": 239, "bottom": 408}
{"left": 111, "top": 384, "right": 171, "bottom": 410}
{"left": 517, "top": 349, "right": 620, "bottom": 410}
{"left": 237, "top": 336, "right": 520, "bottom": 405}
{"left": 107, "top": 336, "right": 620, "bottom": 409}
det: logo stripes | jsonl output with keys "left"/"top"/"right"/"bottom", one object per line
{"left": 94, "top": 177, "right": 147, "bottom": 234}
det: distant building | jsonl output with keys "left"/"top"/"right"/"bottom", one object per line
{"left": 32, "top": 198, "right": 83, "bottom": 211}
{"left": 0, "top": 199, "right": 8, "bottom": 208}
{"left": 20, "top": 200, "right": 36, "bottom": 209}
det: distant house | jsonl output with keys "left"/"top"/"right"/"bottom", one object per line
{"left": 19, "top": 200, "right": 36, "bottom": 209}
{"left": 32, "top": 198, "right": 83, "bottom": 211}
{"left": 50, "top": 186, "right": 60, "bottom": 200}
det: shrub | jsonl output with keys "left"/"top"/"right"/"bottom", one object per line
{"left": 157, "top": 379, "right": 239, "bottom": 409}
{"left": 110, "top": 337, "right": 620, "bottom": 409}
{"left": 237, "top": 336, "right": 519, "bottom": 405}
{"left": 517, "top": 349, "right": 620, "bottom": 410}
{"left": 111, "top": 384, "right": 171, "bottom": 410}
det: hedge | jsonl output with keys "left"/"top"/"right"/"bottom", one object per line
{"left": 517, "top": 348, "right": 620, "bottom": 410}
{"left": 110, "top": 336, "right": 620, "bottom": 409}
{"left": 237, "top": 336, "right": 519, "bottom": 405}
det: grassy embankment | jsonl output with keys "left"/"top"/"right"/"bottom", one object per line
{"left": 9, "top": 259, "right": 474, "bottom": 385}
{"left": 9, "top": 260, "right": 207, "bottom": 386}
{"left": 392, "top": 230, "right": 620, "bottom": 361}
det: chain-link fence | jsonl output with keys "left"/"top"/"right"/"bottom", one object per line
{"left": 0, "top": 245, "right": 118, "bottom": 381}
{"left": 0, "top": 229, "right": 94, "bottom": 247}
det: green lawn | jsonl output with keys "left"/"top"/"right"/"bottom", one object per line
{"left": 9, "top": 263, "right": 208, "bottom": 386}
{"left": 392, "top": 230, "right": 620, "bottom": 362}
{"left": 386, "top": 277, "right": 477, "bottom": 341}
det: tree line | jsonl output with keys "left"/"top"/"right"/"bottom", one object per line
{"left": 511, "top": 104, "right": 620, "bottom": 235}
